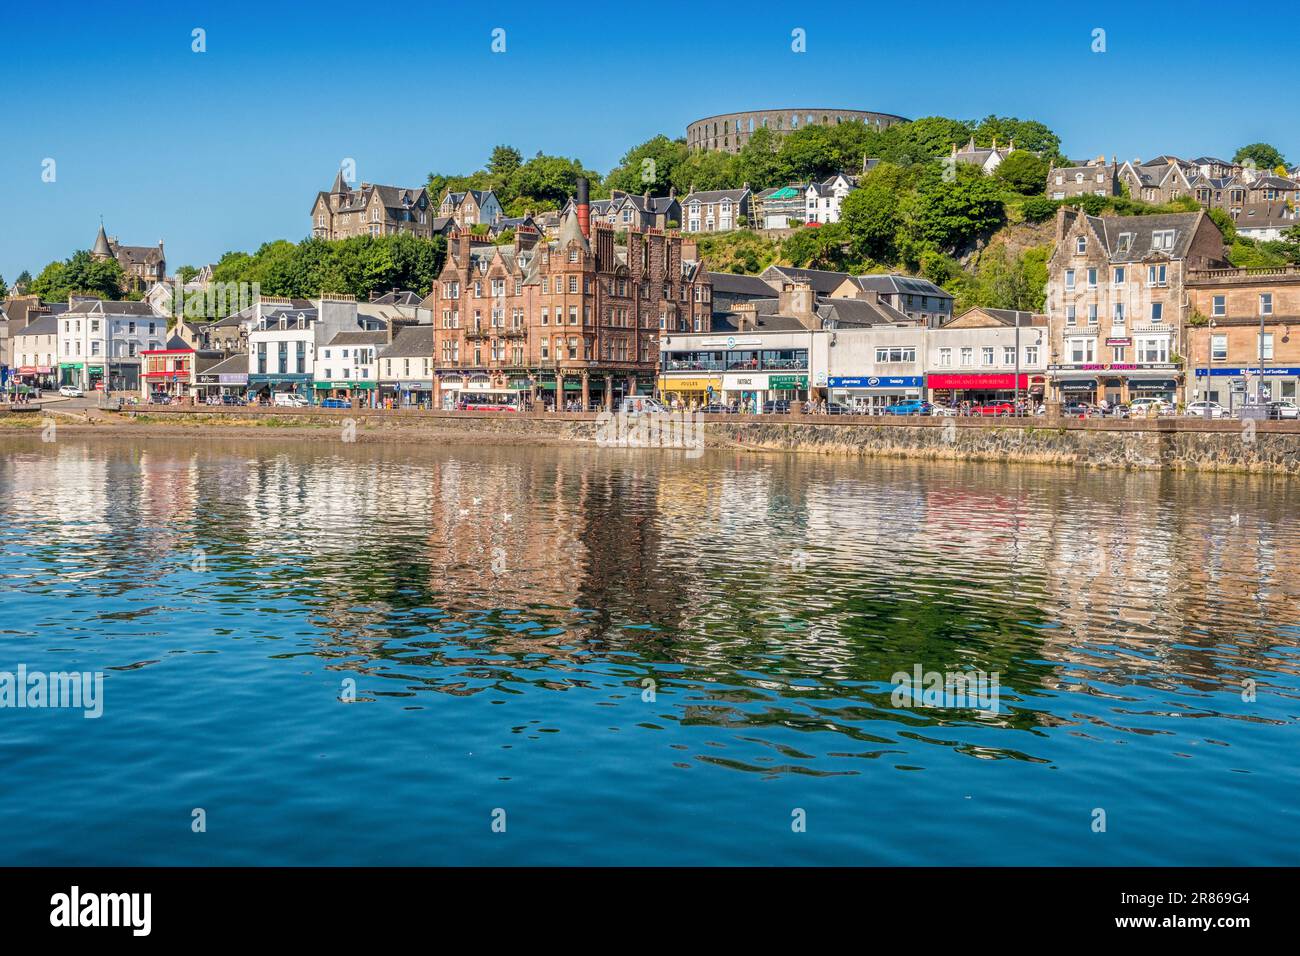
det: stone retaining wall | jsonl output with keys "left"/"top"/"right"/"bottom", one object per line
{"left": 23, "top": 406, "right": 1300, "bottom": 473}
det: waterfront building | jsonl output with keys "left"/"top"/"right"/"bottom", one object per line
{"left": 658, "top": 281, "right": 917, "bottom": 408}
{"left": 427, "top": 180, "right": 712, "bottom": 411}
{"left": 315, "top": 329, "right": 389, "bottom": 405}
{"left": 1185, "top": 264, "right": 1300, "bottom": 409}
{"left": 140, "top": 336, "right": 227, "bottom": 400}
{"left": 312, "top": 169, "right": 434, "bottom": 240}
{"left": 829, "top": 273, "right": 955, "bottom": 327}
{"left": 1044, "top": 207, "right": 1228, "bottom": 406}
{"left": 195, "top": 353, "right": 250, "bottom": 402}
{"left": 925, "top": 308, "right": 1049, "bottom": 406}
{"left": 245, "top": 295, "right": 367, "bottom": 401}
{"left": 377, "top": 324, "right": 435, "bottom": 407}
{"left": 9, "top": 314, "right": 60, "bottom": 390}
{"left": 56, "top": 298, "right": 168, "bottom": 391}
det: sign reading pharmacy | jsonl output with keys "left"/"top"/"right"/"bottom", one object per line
{"left": 829, "top": 376, "right": 924, "bottom": 389}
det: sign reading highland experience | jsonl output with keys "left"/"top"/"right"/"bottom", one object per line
{"left": 829, "top": 376, "right": 924, "bottom": 389}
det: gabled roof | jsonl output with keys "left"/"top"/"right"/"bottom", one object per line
{"left": 13, "top": 314, "right": 59, "bottom": 337}
{"left": 760, "top": 264, "right": 850, "bottom": 296}
{"left": 843, "top": 273, "right": 953, "bottom": 299}
{"left": 816, "top": 297, "right": 913, "bottom": 327}
{"left": 378, "top": 324, "right": 434, "bottom": 359}
{"left": 707, "top": 272, "right": 778, "bottom": 297}
{"left": 683, "top": 188, "right": 750, "bottom": 203}
{"left": 326, "top": 330, "right": 389, "bottom": 347}
{"left": 1075, "top": 211, "right": 1209, "bottom": 263}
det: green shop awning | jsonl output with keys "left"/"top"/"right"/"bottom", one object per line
{"left": 537, "top": 381, "right": 583, "bottom": 391}
{"left": 313, "top": 381, "right": 376, "bottom": 389}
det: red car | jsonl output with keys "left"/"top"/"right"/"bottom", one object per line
{"left": 973, "top": 402, "right": 1016, "bottom": 417}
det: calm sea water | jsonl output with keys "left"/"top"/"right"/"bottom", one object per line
{"left": 0, "top": 435, "right": 1297, "bottom": 865}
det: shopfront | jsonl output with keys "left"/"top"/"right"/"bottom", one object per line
{"left": 1194, "top": 367, "right": 1300, "bottom": 409}
{"left": 722, "top": 372, "right": 809, "bottom": 410}
{"left": 1048, "top": 363, "right": 1181, "bottom": 406}
{"left": 658, "top": 376, "right": 723, "bottom": 407}
{"left": 926, "top": 372, "right": 1039, "bottom": 406}
{"left": 828, "top": 375, "right": 924, "bottom": 411}
{"left": 16, "top": 366, "right": 56, "bottom": 390}
{"left": 313, "top": 380, "right": 376, "bottom": 406}
{"left": 248, "top": 373, "right": 310, "bottom": 402}
{"left": 392, "top": 380, "right": 434, "bottom": 408}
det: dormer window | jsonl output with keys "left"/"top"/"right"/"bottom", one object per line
{"left": 1151, "top": 229, "right": 1175, "bottom": 250}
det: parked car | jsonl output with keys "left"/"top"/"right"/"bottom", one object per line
{"left": 1267, "top": 400, "right": 1300, "bottom": 420}
{"left": 824, "top": 401, "right": 853, "bottom": 415}
{"left": 702, "top": 402, "right": 735, "bottom": 414}
{"left": 930, "top": 404, "right": 958, "bottom": 417}
{"left": 221, "top": 395, "right": 245, "bottom": 406}
{"left": 1185, "top": 401, "right": 1226, "bottom": 419}
{"left": 973, "top": 401, "right": 1016, "bottom": 417}
{"left": 883, "top": 400, "right": 932, "bottom": 416}
{"left": 58, "top": 385, "right": 84, "bottom": 398}
{"left": 1063, "top": 401, "right": 1096, "bottom": 417}
{"left": 619, "top": 396, "right": 669, "bottom": 415}
{"left": 1129, "top": 397, "right": 1173, "bottom": 416}
{"left": 148, "top": 393, "right": 172, "bottom": 405}
{"left": 319, "top": 397, "right": 350, "bottom": 409}
{"left": 762, "top": 399, "right": 792, "bottom": 414}
{"left": 272, "top": 392, "right": 309, "bottom": 408}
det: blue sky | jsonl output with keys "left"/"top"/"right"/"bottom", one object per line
{"left": 2, "top": 0, "right": 1291, "bottom": 283}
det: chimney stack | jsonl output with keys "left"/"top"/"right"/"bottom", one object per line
{"left": 576, "top": 177, "right": 590, "bottom": 239}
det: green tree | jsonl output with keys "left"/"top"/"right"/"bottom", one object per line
{"left": 733, "top": 127, "right": 788, "bottom": 191}
{"left": 0, "top": 274, "right": 7, "bottom": 300}
{"left": 673, "top": 150, "right": 740, "bottom": 194}
{"left": 781, "top": 222, "right": 852, "bottom": 271}
{"left": 840, "top": 162, "right": 913, "bottom": 262}
{"left": 487, "top": 145, "right": 523, "bottom": 181}
{"left": 974, "top": 116, "right": 1062, "bottom": 159}
{"left": 1233, "top": 142, "right": 1286, "bottom": 171}
{"left": 904, "top": 164, "right": 1006, "bottom": 257}
{"left": 878, "top": 116, "right": 974, "bottom": 165}
{"left": 29, "top": 250, "right": 125, "bottom": 302}
{"left": 993, "top": 150, "right": 1050, "bottom": 195}
{"left": 14, "top": 270, "right": 32, "bottom": 294}
{"left": 604, "top": 135, "right": 689, "bottom": 195}
{"left": 1207, "top": 207, "right": 1237, "bottom": 243}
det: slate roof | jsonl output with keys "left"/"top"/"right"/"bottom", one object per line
{"left": 1085, "top": 211, "right": 1206, "bottom": 262}
{"left": 202, "top": 353, "right": 251, "bottom": 377}
{"left": 682, "top": 188, "right": 750, "bottom": 203}
{"left": 378, "top": 324, "right": 434, "bottom": 360}
{"left": 816, "top": 297, "right": 913, "bottom": 327}
{"left": 13, "top": 314, "right": 59, "bottom": 337}
{"left": 326, "top": 330, "right": 389, "bottom": 347}
{"left": 760, "top": 264, "right": 851, "bottom": 295}
{"left": 707, "top": 272, "right": 779, "bottom": 297}
{"left": 843, "top": 273, "right": 953, "bottom": 299}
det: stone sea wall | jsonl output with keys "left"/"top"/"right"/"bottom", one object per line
{"left": 16, "top": 406, "right": 1300, "bottom": 474}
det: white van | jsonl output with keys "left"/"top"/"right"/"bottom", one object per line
{"left": 272, "top": 392, "right": 308, "bottom": 408}
{"left": 618, "top": 396, "right": 669, "bottom": 415}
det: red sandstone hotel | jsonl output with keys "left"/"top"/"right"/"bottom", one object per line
{"left": 424, "top": 178, "right": 713, "bottom": 410}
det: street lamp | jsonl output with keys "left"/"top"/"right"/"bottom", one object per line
{"left": 1204, "top": 318, "right": 1215, "bottom": 420}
